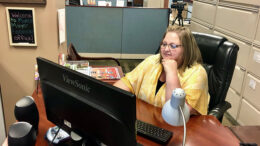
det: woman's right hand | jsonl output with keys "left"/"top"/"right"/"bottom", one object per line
{"left": 161, "top": 59, "right": 178, "bottom": 74}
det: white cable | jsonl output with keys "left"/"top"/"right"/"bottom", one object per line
{"left": 179, "top": 105, "right": 186, "bottom": 146}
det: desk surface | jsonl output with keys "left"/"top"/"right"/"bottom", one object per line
{"left": 33, "top": 85, "right": 239, "bottom": 146}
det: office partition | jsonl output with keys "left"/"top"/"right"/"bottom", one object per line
{"left": 66, "top": 6, "right": 169, "bottom": 58}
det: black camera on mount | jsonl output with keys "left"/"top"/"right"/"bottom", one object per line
{"left": 170, "top": 0, "right": 187, "bottom": 26}
{"left": 171, "top": 1, "right": 187, "bottom": 11}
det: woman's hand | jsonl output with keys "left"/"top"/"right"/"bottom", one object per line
{"left": 162, "top": 59, "right": 181, "bottom": 101}
{"left": 161, "top": 59, "right": 178, "bottom": 74}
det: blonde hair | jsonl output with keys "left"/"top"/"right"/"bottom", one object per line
{"left": 160, "top": 25, "right": 202, "bottom": 75}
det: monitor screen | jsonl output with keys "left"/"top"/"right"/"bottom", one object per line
{"left": 37, "top": 57, "right": 137, "bottom": 146}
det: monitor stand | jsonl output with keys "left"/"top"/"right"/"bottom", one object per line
{"left": 71, "top": 131, "right": 102, "bottom": 146}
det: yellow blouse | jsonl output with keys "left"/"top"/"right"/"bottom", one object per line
{"left": 121, "top": 54, "right": 210, "bottom": 115}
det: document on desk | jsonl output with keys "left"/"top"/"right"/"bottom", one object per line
{"left": 64, "top": 61, "right": 91, "bottom": 76}
{"left": 63, "top": 61, "right": 120, "bottom": 80}
{"left": 91, "top": 67, "right": 120, "bottom": 80}
{"left": 76, "top": 67, "right": 92, "bottom": 76}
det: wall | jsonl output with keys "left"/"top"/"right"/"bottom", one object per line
{"left": 143, "top": 0, "right": 164, "bottom": 8}
{"left": 0, "top": 0, "right": 67, "bottom": 133}
{"left": 190, "top": 0, "right": 260, "bottom": 125}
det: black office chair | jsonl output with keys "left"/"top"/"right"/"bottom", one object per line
{"left": 67, "top": 43, "right": 121, "bottom": 66}
{"left": 192, "top": 32, "right": 239, "bottom": 121}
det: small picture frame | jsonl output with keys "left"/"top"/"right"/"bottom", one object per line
{"left": 6, "top": 7, "right": 37, "bottom": 46}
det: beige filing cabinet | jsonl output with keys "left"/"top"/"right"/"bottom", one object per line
{"left": 190, "top": 0, "right": 260, "bottom": 125}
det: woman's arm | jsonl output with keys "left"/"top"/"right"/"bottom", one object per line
{"left": 162, "top": 59, "right": 181, "bottom": 101}
{"left": 163, "top": 59, "right": 200, "bottom": 115}
{"left": 113, "top": 80, "right": 131, "bottom": 92}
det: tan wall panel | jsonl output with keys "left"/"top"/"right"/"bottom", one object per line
{"left": 192, "top": 1, "right": 216, "bottom": 25}
{"left": 146, "top": 0, "right": 164, "bottom": 8}
{"left": 247, "top": 47, "right": 260, "bottom": 77}
{"left": 215, "top": 6, "right": 257, "bottom": 40}
{"left": 214, "top": 31, "right": 251, "bottom": 68}
{"left": 243, "top": 73, "right": 260, "bottom": 111}
{"left": 226, "top": 88, "right": 241, "bottom": 119}
{"left": 190, "top": 20, "right": 212, "bottom": 34}
{"left": 0, "top": 0, "right": 67, "bottom": 131}
{"left": 237, "top": 99, "right": 260, "bottom": 125}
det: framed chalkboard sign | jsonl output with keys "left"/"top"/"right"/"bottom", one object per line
{"left": 6, "top": 7, "right": 37, "bottom": 46}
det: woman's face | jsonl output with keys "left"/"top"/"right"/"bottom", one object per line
{"left": 160, "top": 32, "right": 184, "bottom": 64}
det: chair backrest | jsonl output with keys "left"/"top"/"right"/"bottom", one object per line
{"left": 192, "top": 32, "right": 239, "bottom": 111}
{"left": 67, "top": 43, "right": 82, "bottom": 60}
{"left": 67, "top": 43, "right": 121, "bottom": 66}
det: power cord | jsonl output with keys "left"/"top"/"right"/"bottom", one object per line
{"left": 179, "top": 106, "right": 186, "bottom": 146}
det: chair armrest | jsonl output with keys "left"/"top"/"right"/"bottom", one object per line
{"left": 208, "top": 101, "right": 231, "bottom": 121}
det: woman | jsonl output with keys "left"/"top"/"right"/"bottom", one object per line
{"left": 114, "top": 25, "right": 209, "bottom": 115}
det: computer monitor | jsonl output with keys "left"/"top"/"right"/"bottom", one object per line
{"left": 37, "top": 57, "right": 137, "bottom": 146}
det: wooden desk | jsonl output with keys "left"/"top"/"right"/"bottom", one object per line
{"left": 33, "top": 85, "right": 239, "bottom": 146}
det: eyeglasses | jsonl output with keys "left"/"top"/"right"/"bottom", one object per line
{"left": 161, "top": 43, "right": 182, "bottom": 50}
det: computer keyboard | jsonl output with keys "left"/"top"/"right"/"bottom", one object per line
{"left": 136, "top": 120, "right": 173, "bottom": 145}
